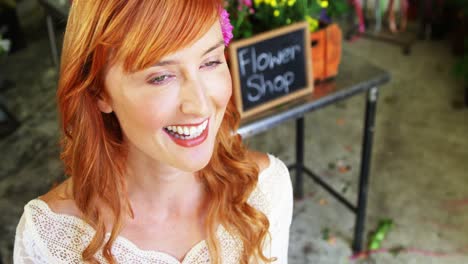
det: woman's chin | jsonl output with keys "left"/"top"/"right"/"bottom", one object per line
{"left": 178, "top": 155, "right": 212, "bottom": 173}
{"left": 171, "top": 145, "right": 214, "bottom": 172}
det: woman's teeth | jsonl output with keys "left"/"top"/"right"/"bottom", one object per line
{"left": 164, "top": 120, "right": 208, "bottom": 140}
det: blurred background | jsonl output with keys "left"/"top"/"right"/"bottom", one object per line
{"left": 0, "top": 0, "right": 467, "bottom": 263}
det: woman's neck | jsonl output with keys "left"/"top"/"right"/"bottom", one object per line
{"left": 124, "top": 151, "right": 207, "bottom": 221}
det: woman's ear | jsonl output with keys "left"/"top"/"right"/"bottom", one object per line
{"left": 97, "top": 95, "right": 113, "bottom": 113}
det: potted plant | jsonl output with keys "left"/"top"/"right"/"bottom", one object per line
{"left": 226, "top": 0, "right": 348, "bottom": 82}
{"left": 226, "top": 0, "right": 307, "bottom": 39}
{"left": 307, "top": 0, "right": 348, "bottom": 82}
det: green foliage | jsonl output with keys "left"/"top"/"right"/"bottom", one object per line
{"left": 226, "top": 2, "right": 255, "bottom": 39}
{"left": 251, "top": 0, "right": 309, "bottom": 33}
{"left": 327, "top": 1, "right": 349, "bottom": 18}
{"left": 226, "top": 0, "right": 348, "bottom": 40}
{"left": 368, "top": 219, "right": 393, "bottom": 251}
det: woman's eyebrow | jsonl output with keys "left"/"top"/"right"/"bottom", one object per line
{"left": 153, "top": 60, "right": 178, "bottom": 67}
{"left": 201, "top": 39, "right": 225, "bottom": 56}
{"left": 153, "top": 39, "right": 225, "bottom": 67}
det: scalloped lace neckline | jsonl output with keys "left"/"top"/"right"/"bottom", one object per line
{"left": 30, "top": 154, "right": 275, "bottom": 263}
{"left": 31, "top": 198, "right": 208, "bottom": 263}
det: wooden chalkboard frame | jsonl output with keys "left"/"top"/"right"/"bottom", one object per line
{"left": 228, "top": 21, "right": 313, "bottom": 119}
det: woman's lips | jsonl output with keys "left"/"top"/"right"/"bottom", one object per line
{"left": 163, "top": 119, "right": 210, "bottom": 148}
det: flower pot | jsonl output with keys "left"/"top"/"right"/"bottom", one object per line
{"left": 310, "top": 23, "right": 342, "bottom": 82}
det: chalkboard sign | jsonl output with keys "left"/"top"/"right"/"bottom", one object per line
{"left": 228, "top": 22, "right": 313, "bottom": 118}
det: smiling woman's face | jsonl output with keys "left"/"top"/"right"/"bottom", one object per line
{"left": 99, "top": 21, "right": 232, "bottom": 172}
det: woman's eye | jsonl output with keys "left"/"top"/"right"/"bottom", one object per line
{"left": 201, "top": 60, "right": 223, "bottom": 69}
{"left": 149, "top": 74, "right": 175, "bottom": 85}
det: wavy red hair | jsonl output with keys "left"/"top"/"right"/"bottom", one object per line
{"left": 57, "top": 0, "right": 273, "bottom": 263}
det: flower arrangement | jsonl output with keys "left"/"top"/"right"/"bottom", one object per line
{"left": 225, "top": 0, "right": 348, "bottom": 40}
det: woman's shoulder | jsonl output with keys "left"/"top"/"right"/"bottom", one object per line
{"left": 18, "top": 179, "right": 93, "bottom": 245}
{"left": 246, "top": 150, "right": 293, "bottom": 215}
{"left": 246, "top": 150, "right": 291, "bottom": 188}
{"left": 15, "top": 196, "right": 97, "bottom": 263}
{"left": 38, "top": 178, "right": 83, "bottom": 218}
{"left": 246, "top": 150, "right": 271, "bottom": 173}
{"left": 21, "top": 178, "right": 91, "bottom": 233}
{"left": 15, "top": 179, "right": 97, "bottom": 263}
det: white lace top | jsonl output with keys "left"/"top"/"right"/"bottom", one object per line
{"left": 13, "top": 154, "right": 293, "bottom": 263}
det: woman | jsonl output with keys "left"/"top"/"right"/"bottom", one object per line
{"left": 13, "top": 0, "right": 293, "bottom": 263}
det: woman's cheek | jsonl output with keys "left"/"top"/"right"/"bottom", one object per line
{"left": 211, "top": 69, "right": 232, "bottom": 108}
{"left": 135, "top": 94, "right": 176, "bottom": 130}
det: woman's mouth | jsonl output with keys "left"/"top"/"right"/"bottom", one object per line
{"left": 163, "top": 119, "right": 209, "bottom": 147}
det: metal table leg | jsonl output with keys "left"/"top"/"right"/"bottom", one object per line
{"left": 353, "top": 87, "right": 379, "bottom": 253}
{"left": 294, "top": 117, "right": 305, "bottom": 199}
{"left": 46, "top": 14, "right": 59, "bottom": 67}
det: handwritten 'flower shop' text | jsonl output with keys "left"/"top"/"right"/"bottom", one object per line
{"left": 237, "top": 44, "right": 301, "bottom": 102}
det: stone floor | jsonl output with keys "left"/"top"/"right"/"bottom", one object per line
{"left": 1, "top": 1, "right": 468, "bottom": 264}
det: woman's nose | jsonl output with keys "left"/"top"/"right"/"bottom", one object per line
{"left": 179, "top": 77, "right": 210, "bottom": 117}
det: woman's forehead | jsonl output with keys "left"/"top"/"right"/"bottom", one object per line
{"left": 106, "top": 21, "right": 224, "bottom": 76}
{"left": 106, "top": 1, "right": 221, "bottom": 73}
{"left": 155, "top": 21, "right": 224, "bottom": 62}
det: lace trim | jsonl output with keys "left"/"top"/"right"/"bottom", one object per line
{"left": 20, "top": 154, "right": 281, "bottom": 263}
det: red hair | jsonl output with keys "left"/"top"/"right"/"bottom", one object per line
{"left": 57, "top": 0, "right": 273, "bottom": 263}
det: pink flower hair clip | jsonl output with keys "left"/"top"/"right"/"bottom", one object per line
{"left": 220, "top": 8, "right": 234, "bottom": 46}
